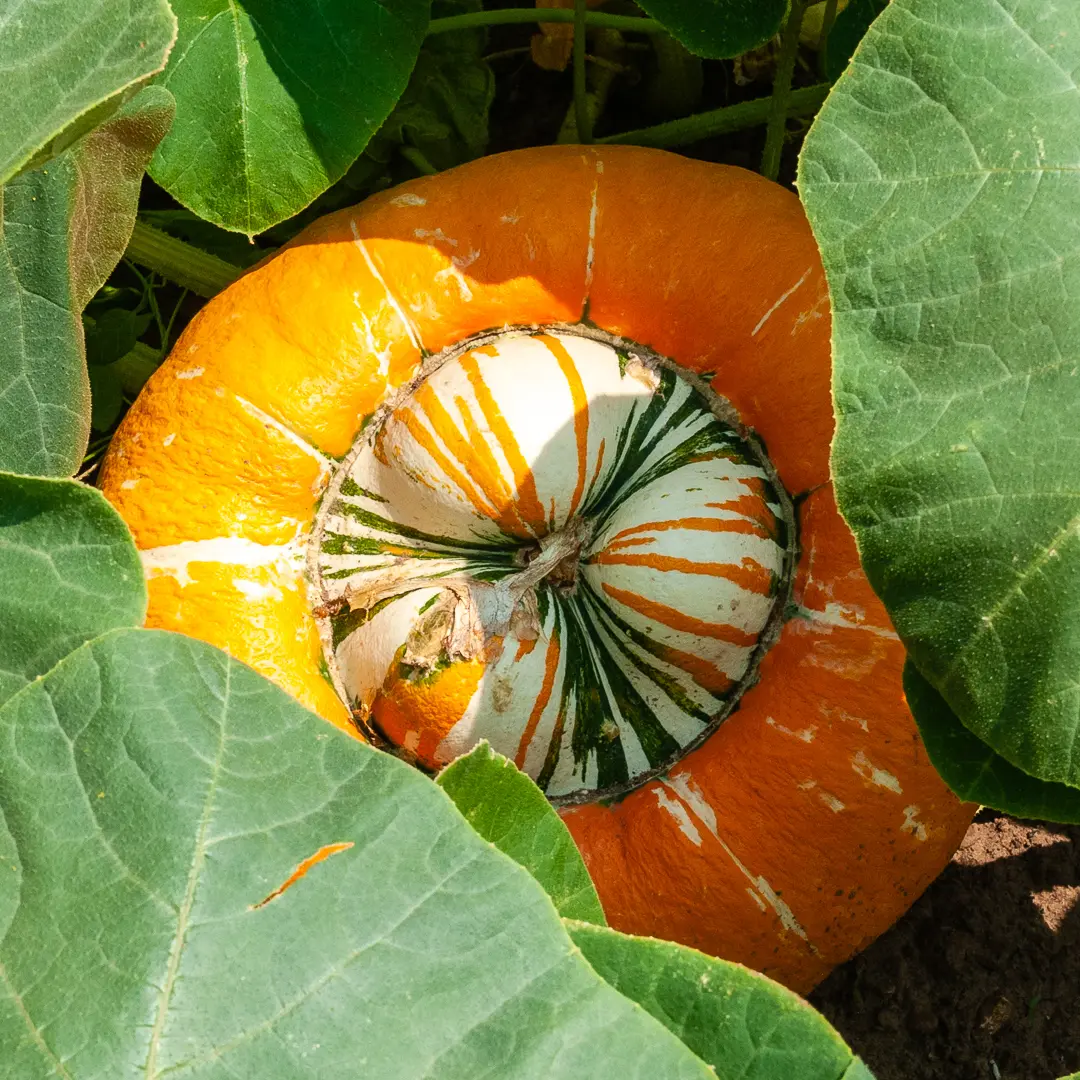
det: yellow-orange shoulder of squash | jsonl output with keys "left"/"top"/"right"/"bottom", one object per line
{"left": 100, "top": 144, "right": 975, "bottom": 993}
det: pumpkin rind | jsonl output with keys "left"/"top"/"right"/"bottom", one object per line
{"left": 99, "top": 145, "right": 975, "bottom": 992}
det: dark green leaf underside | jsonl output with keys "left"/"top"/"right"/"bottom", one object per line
{"left": 0, "top": 630, "right": 713, "bottom": 1079}
{"left": 567, "top": 922, "right": 875, "bottom": 1080}
{"left": 798, "top": 0, "right": 1080, "bottom": 793}
{"left": 634, "top": 0, "right": 787, "bottom": 58}
{"left": 905, "top": 662, "right": 1080, "bottom": 823}
{"left": 823, "top": 0, "right": 889, "bottom": 83}
{"left": 0, "top": 0, "right": 175, "bottom": 184}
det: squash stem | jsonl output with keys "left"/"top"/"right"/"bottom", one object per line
{"left": 125, "top": 221, "right": 243, "bottom": 298}
{"left": 572, "top": 0, "right": 592, "bottom": 144}
{"left": 596, "top": 83, "right": 829, "bottom": 148}
{"left": 427, "top": 9, "right": 664, "bottom": 35}
{"left": 760, "top": 0, "right": 812, "bottom": 181}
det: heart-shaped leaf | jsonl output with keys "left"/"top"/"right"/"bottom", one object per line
{"left": 633, "top": 0, "right": 787, "bottom": 58}
{"left": 0, "top": 0, "right": 176, "bottom": 184}
{"left": 567, "top": 922, "right": 876, "bottom": 1079}
{"left": 0, "top": 473, "right": 146, "bottom": 707}
{"left": 437, "top": 743, "right": 606, "bottom": 925}
{"left": 0, "top": 86, "right": 174, "bottom": 477}
{"left": 150, "top": 0, "right": 431, "bottom": 235}
{"left": 798, "top": 0, "right": 1080, "bottom": 802}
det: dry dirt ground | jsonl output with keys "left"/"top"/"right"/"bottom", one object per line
{"left": 811, "top": 811, "right": 1080, "bottom": 1080}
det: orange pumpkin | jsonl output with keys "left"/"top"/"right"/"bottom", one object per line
{"left": 100, "top": 145, "right": 975, "bottom": 993}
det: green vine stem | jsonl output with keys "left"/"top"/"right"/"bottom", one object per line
{"left": 427, "top": 8, "right": 663, "bottom": 35}
{"left": 573, "top": 0, "right": 592, "bottom": 144}
{"left": 597, "top": 83, "right": 829, "bottom": 148}
{"left": 559, "top": 29, "right": 626, "bottom": 143}
{"left": 816, "top": 0, "right": 840, "bottom": 78}
{"left": 760, "top": 0, "right": 811, "bottom": 181}
{"left": 125, "top": 221, "right": 243, "bottom": 298}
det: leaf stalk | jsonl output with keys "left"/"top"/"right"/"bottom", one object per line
{"left": 761, "top": 0, "right": 812, "bottom": 181}
{"left": 124, "top": 222, "right": 242, "bottom": 298}
{"left": 596, "top": 83, "right": 829, "bottom": 148}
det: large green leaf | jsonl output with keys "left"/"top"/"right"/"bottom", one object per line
{"left": 150, "top": 0, "right": 431, "bottom": 235}
{"left": 798, "top": 0, "right": 1080, "bottom": 797}
{"left": 633, "top": 0, "right": 787, "bottom": 58}
{"left": 0, "top": 629, "right": 715, "bottom": 1079}
{"left": 904, "top": 661, "right": 1080, "bottom": 823}
{"left": 0, "top": 86, "right": 174, "bottom": 477}
{"left": 0, "top": 0, "right": 176, "bottom": 185}
{"left": 437, "top": 743, "right": 606, "bottom": 925}
{"left": 567, "top": 922, "right": 876, "bottom": 1079}
{"left": 0, "top": 473, "right": 146, "bottom": 708}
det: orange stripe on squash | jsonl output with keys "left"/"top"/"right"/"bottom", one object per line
{"left": 591, "top": 550, "right": 774, "bottom": 596}
{"left": 460, "top": 351, "right": 549, "bottom": 536}
{"left": 515, "top": 629, "right": 561, "bottom": 769}
{"left": 394, "top": 405, "right": 497, "bottom": 522}
{"left": 601, "top": 582, "right": 761, "bottom": 647}
{"left": 605, "top": 515, "right": 773, "bottom": 546}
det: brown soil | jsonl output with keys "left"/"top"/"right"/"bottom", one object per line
{"left": 811, "top": 811, "right": 1080, "bottom": 1080}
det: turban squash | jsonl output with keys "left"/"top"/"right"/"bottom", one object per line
{"left": 100, "top": 145, "right": 974, "bottom": 993}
